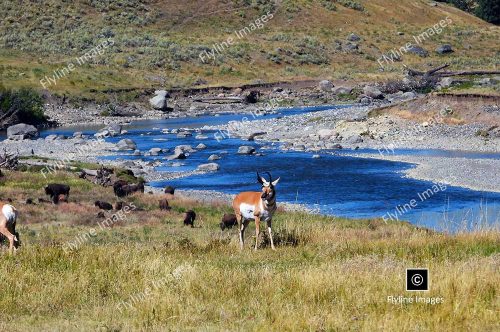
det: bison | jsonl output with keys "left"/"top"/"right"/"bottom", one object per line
{"left": 220, "top": 213, "right": 237, "bottom": 230}
{"left": 183, "top": 210, "right": 196, "bottom": 227}
{"left": 95, "top": 200, "right": 113, "bottom": 210}
{"left": 45, "top": 184, "right": 70, "bottom": 204}
{"left": 159, "top": 199, "right": 171, "bottom": 211}
{"left": 164, "top": 186, "right": 175, "bottom": 195}
{"left": 113, "top": 180, "right": 144, "bottom": 198}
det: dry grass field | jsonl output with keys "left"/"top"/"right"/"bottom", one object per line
{"left": 0, "top": 167, "right": 498, "bottom": 331}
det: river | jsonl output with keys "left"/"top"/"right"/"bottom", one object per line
{"left": 41, "top": 105, "right": 500, "bottom": 232}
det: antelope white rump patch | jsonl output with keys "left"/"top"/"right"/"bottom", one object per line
{"left": 2, "top": 205, "right": 17, "bottom": 223}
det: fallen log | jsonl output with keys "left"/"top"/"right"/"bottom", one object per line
{"left": 0, "top": 148, "right": 19, "bottom": 170}
{"left": 405, "top": 64, "right": 499, "bottom": 78}
{"left": 438, "top": 70, "right": 500, "bottom": 77}
{"left": 404, "top": 64, "right": 449, "bottom": 77}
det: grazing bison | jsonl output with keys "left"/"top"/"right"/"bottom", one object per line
{"left": 25, "top": 198, "right": 34, "bottom": 205}
{"left": 95, "top": 200, "right": 113, "bottom": 210}
{"left": 114, "top": 201, "right": 136, "bottom": 211}
{"left": 113, "top": 180, "right": 129, "bottom": 197}
{"left": 220, "top": 213, "right": 237, "bottom": 230}
{"left": 164, "top": 186, "right": 175, "bottom": 195}
{"left": 159, "top": 199, "right": 171, "bottom": 211}
{"left": 45, "top": 183, "right": 70, "bottom": 204}
{"left": 113, "top": 180, "right": 144, "bottom": 197}
{"left": 183, "top": 210, "right": 196, "bottom": 227}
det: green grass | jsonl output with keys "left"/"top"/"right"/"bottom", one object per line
{"left": 0, "top": 169, "right": 498, "bottom": 330}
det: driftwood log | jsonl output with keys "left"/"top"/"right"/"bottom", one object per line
{"left": 405, "top": 64, "right": 500, "bottom": 78}
{"left": 79, "top": 167, "right": 114, "bottom": 186}
{"left": 0, "top": 148, "right": 19, "bottom": 170}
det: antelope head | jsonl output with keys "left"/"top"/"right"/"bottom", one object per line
{"left": 257, "top": 172, "right": 280, "bottom": 201}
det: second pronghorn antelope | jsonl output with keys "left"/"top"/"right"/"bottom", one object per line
{"left": 232, "top": 172, "right": 280, "bottom": 250}
{"left": 0, "top": 202, "right": 19, "bottom": 254}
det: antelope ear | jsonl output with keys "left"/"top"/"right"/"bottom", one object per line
{"left": 271, "top": 177, "right": 280, "bottom": 186}
{"left": 257, "top": 172, "right": 265, "bottom": 185}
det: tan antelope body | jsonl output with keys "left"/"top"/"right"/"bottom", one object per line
{"left": 232, "top": 172, "right": 280, "bottom": 250}
{"left": 0, "top": 203, "right": 19, "bottom": 254}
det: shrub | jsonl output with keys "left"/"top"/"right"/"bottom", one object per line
{"left": 476, "top": 0, "right": 500, "bottom": 24}
{"left": 337, "top": 0, "right": 365, "bottom": 11}
{"left": 0, "top": 86, "right": 46, "bottom": 126}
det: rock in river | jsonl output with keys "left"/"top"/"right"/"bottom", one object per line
{"left": 208, "top": 154, "right": 221, "bottom": 161}
{"left": 116, "top": 139, "right": 137, "bottom": 151}
{"left": 237, "top": 146, "right": 256, "bottom": 155}
{"left": 197, "top": 163, "right": 220, "bottom": 172}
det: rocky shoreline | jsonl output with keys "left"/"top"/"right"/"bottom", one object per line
{"left": 347, "top": 153, "right": 500, "bottom": 194}
{"left": 1, "top": 84, "right": 499, "bottom": 201}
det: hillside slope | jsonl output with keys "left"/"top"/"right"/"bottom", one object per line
{"left": 0, "top": 0, "right": 498, "bottom": 99}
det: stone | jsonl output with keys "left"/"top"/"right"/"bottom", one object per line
{"left": 149, "top": 90, "right": 169, "bottom": 110}
{"left": 332, "top": 86, "right": 353, "bottom": 95}
{"left": 407, "top": 45, "right": 429, "bottom": 57}
{"left": 319, "top": 80, "right": 334, "bottom": 92}
{"left": 166, "top": 151, "right": 186, "bottom": 160}
{"left": 149, "top": 148, "right": 163, "bottom": 156}
{"left": 208, "top": 154, "right": 221, "bottom": 161}
{"left": 107, "top": 124, "right": 122, "bottom": 136}
{"left": 237, "top": 146, "right": 255, "bottom": 154}
{"left": 116, "top": 139, "right": 137, "bottom": 151}
{"left": 177, "top": 131, "right": 192, "bottom": 138}
{"left": 45, "top": 134, "right": 58, "bottom": 141}
{"left": 246, "top": 132, "right": 267, "bottom": 141}
{"left": 94, "top": 130, "right": 110, "bottom": 139}
{"left": 478, "top": 77, "right": 498, "bottom": 86}
{"left": 7, "top": 123, "right": 39, "bottom": 140}
{"left": 363, "top": 86, "right": 384, "bottom": 99}
{"left": 438, "top": 77, "right": 455, "bottom": 88}
{"left": 197, "top": 163, "right": 220, "bottom": 172}
{"left": 196, "top": 143, "right": 207, "bottom": 150}
{"left": 73, "top": 132, "right": 83, "bottom": 138}
{"left": 133, "top": 150, "right": 141, "bottom": 156}
{"left": 402, "top": 91, "right": 417, "bottom": 99}
{"left": 317, "top": 129, "right": 337, "bottom": 139}
{"left": 346, "top": 135, "right": 363, "bottom": 144}
{"left": 344, "top": 42, "right": 359, "bottom": 52}
{"left": 195, "top": 134, "right": 209, "bottom": 139}
{"left": 347, "top": 33, "right": 361, "bottom": 42}
{"left": 436, "top": 44, "right": 453, "bottom": 54}
{"left": 175, "top": 145, "right": 196, "bottom": 153}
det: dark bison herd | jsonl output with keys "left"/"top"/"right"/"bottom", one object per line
{"left": 8, "top": 179, "right": 239, "bottom": 233}
{"left": 113, "top": 180, "right": 145, "bottom": 198}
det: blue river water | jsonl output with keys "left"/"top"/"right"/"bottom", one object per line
{"left": 41, "top": 105, "right": 500, "bottom": 232}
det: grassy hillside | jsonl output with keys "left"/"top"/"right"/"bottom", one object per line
{"left": 0, "top": 167, "right": 499, "bottom": 330}
{"left": 0, "top": 0, "right": 498, "bottom": 100}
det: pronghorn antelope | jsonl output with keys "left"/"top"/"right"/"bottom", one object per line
{"left": 0, "top": 202, "right": 19, "bottom": 254}
{"left": 232, "top": 172, "right": 280, "bottom": 250}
